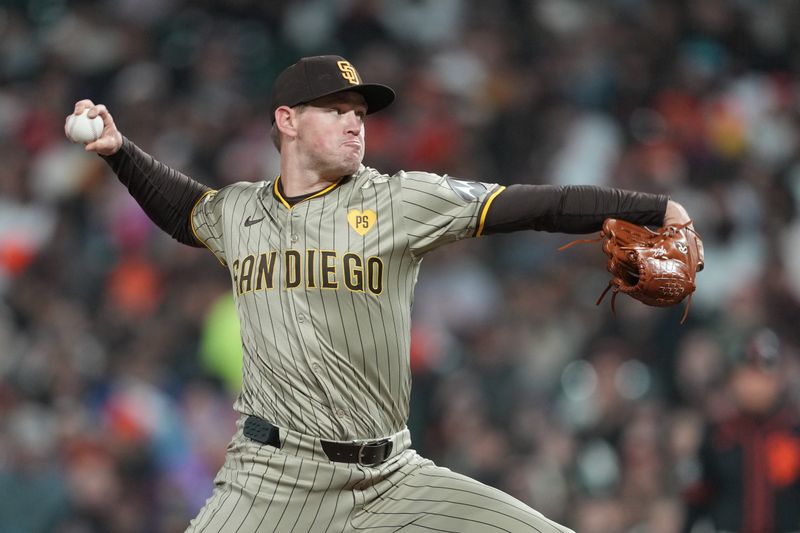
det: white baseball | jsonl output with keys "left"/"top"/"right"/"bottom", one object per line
{"left": 66, "top": 112, "right": 104, "bottom": 144}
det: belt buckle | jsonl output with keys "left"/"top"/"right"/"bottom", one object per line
{"left": 357, "top": 439, "right": 390, "bottom": 467}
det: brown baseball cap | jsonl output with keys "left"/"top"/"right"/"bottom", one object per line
{"left": 269, "top": 55, "right": 395, "bottom": 122}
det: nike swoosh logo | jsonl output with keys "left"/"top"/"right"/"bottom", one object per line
{"left": 244, "top": 215, "right": 266, "bottom": 227}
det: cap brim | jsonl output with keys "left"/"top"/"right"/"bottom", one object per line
{"left": 304, "top": 83, "right": 396, "bottom": 115}
{"left": 351, "top": 84, "right": 396, "bottom": 114}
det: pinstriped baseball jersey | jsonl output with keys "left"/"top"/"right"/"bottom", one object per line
{"left": 190, "top": 166, "right": 504, "bottom": 441}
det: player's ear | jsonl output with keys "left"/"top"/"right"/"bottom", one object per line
{"left": 274, "top": 106, "right": 299, "bottom": 140}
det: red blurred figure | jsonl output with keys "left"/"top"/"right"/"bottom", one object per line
{"left": 683, "top": 328, "right": 800, "bottom": 533}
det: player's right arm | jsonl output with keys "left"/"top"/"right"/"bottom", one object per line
{"left": 69, "top": 100, "right": 210, "bottom": 247}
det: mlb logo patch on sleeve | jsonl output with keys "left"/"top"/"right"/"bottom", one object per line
{"left": 445, "top": 177, "right": 489, "bottom": 202}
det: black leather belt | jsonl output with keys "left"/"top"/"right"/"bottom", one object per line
{"left": 243, "top": 415, "right": 394, "bottom": 467}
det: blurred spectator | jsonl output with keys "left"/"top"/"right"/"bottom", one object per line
{"left": 683, "top": 328, "right": 800, "bottom": 533}
{"left": 0, "top": 403, "right": 69, "bottom": 533}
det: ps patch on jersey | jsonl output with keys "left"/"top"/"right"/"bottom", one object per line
{"left": 445, "top": 177, "right": 489, "bottom": 202}
{"left": 347, "top": 209, "right": 376, "bottom": 236}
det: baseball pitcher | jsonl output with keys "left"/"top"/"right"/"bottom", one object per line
{"left": 67, "top": 55, "right": 703, "bottom": 532}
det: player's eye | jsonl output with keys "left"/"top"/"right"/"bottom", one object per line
{"left": 331, "top": 107, "right": 366, "bottom": 121}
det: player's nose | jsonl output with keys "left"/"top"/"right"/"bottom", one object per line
{"left": 343, "top": 110, "right": 364, "bottom": 134}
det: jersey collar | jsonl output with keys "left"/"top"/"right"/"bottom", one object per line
{"left": 272, "top": 173, "right": 354, "bottom": 209}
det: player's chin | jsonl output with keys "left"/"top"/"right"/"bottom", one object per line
{"left": 339, "top": 153, "right": 363, "bottom": 175}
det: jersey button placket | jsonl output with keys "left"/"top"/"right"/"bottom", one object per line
{"left": 286, "top": 203, "right": 331, "bottom": 408}
{"left": 285, "top": 202, "right": 347, "bottom": 428}
{"left": 286, "top": 204, "right": 300, "bottom": 246}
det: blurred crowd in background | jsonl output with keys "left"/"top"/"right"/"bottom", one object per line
{"left": 2, "top": 0, "right": 800, "bottom": 531}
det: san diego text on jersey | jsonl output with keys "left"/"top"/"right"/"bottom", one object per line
{"left": 231, "top": 249, "right": 384, "bottom": 296}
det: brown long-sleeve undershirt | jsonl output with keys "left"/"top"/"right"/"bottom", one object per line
{"left": 102, "top": 138, "right": 668, "bottom": 244}
{"left": 482, "top": 184, "right": 667, "bottom": 235}
{"left": 102, "top": 137, "right": 209, "bottom": 246}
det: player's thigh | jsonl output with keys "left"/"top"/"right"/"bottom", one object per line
{"left": 357, "top": 464, "right": 573, "bottom": 533}
{"left": 186, "top": 447, "right": 354, "bottom": 533}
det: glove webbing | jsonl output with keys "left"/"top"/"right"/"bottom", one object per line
{"left": 558, "top": 221, "right": 699, "bottom": 324}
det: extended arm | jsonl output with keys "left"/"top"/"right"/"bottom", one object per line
{"left": 102, "top": 137, "right": 209, "bottom": 246}
{"left": 67, "top": 100, "right": 209, "bottom": 247}
{"left": 481, "top": 184, "right": 703, "bottom": 269}
{"left": 482, "top": 184, "right": 676, "bottom": 234}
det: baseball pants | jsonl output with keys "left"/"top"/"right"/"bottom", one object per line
{"left": 186, "top": 415, "right": 573, "bottom": 533}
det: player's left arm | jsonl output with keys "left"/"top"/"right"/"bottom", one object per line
{"left": 479, "top": 184, "right": 677, "bottom": 235}
{"left": 479, "top": 184, "right": 704, "bottom": 269}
